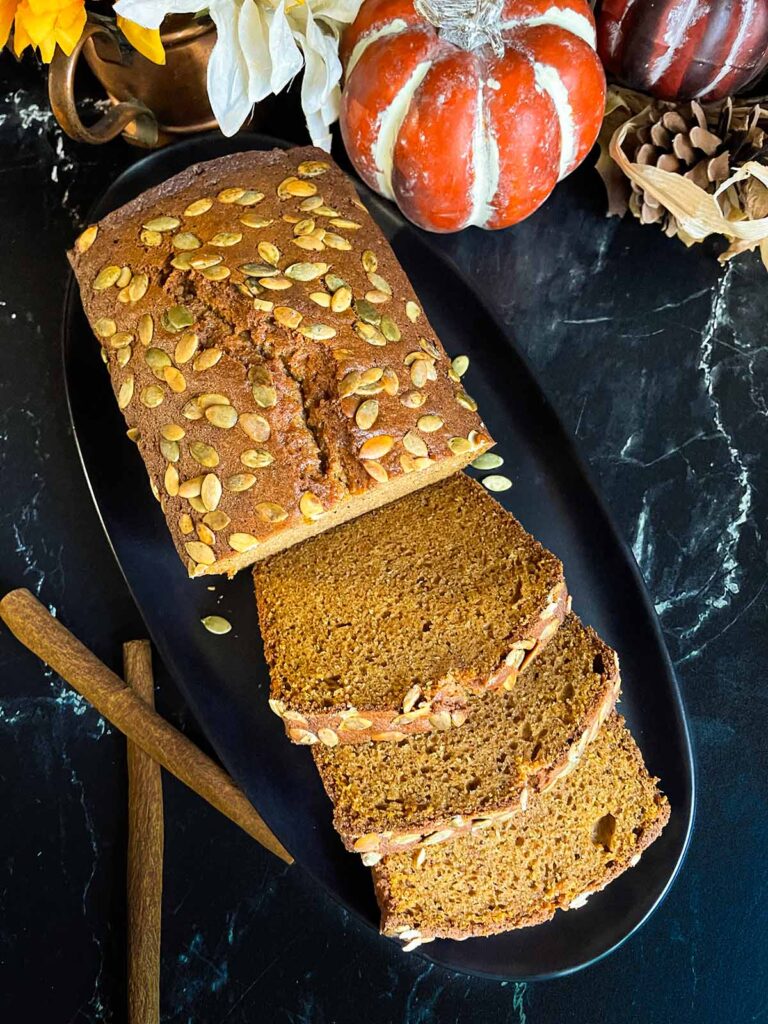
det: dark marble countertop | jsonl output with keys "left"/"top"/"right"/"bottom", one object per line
{"left": 1, "top": 60, "right": 765, "bottom": 1023}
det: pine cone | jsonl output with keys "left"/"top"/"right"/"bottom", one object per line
{"left": 624, "top": 101, "right": 731, "bottom": 236}
{"left": 614, "top": 95, "right": 768, "bottom": 239}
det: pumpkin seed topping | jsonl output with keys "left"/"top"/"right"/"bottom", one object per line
{"left": 189, "top": 441, "right": 220, "bottom": 468}
{"left": 118, "top": 376, "right": 134, "bottom": 409}
{"left": 144, "top": 216, "right": 180, "bottom": 232}
{"left": 95, "top": 318, "right": 117, "bottom": 338}
{"left": 405, "top": 301, "right": 421, "bottom": 322}
{"left": 75, "top": 224, "right": 98, "bottom": 253}
{"left": 93, "top": 265, "right": 121, "bottom": 290}
{"left": 210, "top": 231, "right": 243, "bottom": 247}
{"left": 205, "top": 404, "right": 238, "bottom": 429}
{"left": 451, "top": 355, "right": 469, "bottom": 377}
{"left": 226, "top": 473, "right": 257, "bottom": 492}
{"left": 483, "top": 474, "right": 512, "bottom": 492}
{"left": 185, "top": 541, "right": 216, "bottom": 565}
{"left": 241, "top": 448, "right": 274, "bottom": 468}
{"left": 239, "top": 412, "right": 271, "bottom": 442}
{"left": 359, "top": 435, "right": 394, "bottom": 460}
{"left": 418, "top": 414, "right": 444, "bottom": 433}
{"left": 141, "top": 384, "right": 164, "bottom": 408}
{"left": 471, "top": 452, "right": 503, "bottom": 470}
{"left": 299, "top": 492, "right": 324, "bottom": 521}
{"left": 184, "top": 198, "right": 213, "bottom": 217}
{"left": 229, "top": 532, "right": 260, "bottom": 552}
{"left": 255, "top": 501, "right": 289, "bottom": 522}
{"left": 355, "top": 399, "right": 379, "bottom": 430}
{"left": 172, "top": 232, "right": 202, "bottom": 251}
{"left": 202, "top": 615, "right": 232, "bottom": 635}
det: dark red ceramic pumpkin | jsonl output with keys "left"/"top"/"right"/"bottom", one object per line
{"left": 598, "top": 0, "right": 768, "bottom": 101}
{"left": 340, "top": 0, "right": 606, "bottom": 232}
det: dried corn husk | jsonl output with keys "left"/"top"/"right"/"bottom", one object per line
{"left": 597, "top": 85, "right": 768, "bottom": 271}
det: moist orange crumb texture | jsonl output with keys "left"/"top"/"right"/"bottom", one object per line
{"left": 312, "top": 614, "right": 619, "bottom": 848}
{"left": 254, "top": 473, "right": 566, "bottom": 718}
{"left": 68, "top": 147, "right": 492, "bottom": 577}
{"left": 374, "top": 714, "right": 670, "bottom": 942}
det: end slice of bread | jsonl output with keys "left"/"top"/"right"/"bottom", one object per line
{"left": 255, "top": 473, "right": 568, "bottom": 745}
{"left": 373, "top": 713, "right": 670, "bottom": 948}
{"left": 313, "top": 614, "right": 620, "bottom": 855}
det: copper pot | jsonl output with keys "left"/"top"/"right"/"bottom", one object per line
{"left": 49, "top": 14, "right": 229, "bottom": 147}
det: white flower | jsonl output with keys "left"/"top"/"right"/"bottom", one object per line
{"left": 113, "top": 0, "right": 363, "bottom": 149}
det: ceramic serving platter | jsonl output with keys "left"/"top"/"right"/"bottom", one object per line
{"left": 62, "top": 133, "right": 694, "bottom": 981}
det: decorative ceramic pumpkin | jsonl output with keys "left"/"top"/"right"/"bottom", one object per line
{"left": 598, "top": 0, "right": 768, "bottom": 102}
{"left": 340, "top": 0, "right": 606, "bottom": 232}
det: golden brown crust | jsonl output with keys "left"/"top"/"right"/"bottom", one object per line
{"left": 68, "top": 148, "right": 492, "bottom": 576}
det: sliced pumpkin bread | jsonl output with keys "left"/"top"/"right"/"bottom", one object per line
{"left": 255, "top": 472, "right": 568, "bottom": 745}
{"left": 374, "top": 713, "right": 670, "bottom": 948}
{"left": 312, "top": 614, "right": 620, "bottom": 856}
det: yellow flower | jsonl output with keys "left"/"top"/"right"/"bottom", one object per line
{"left": 116, "top": 14, "right": 165, "bottom": 65}
{"left": 0, "top": 0, "right": 18, "bottom": 51}
{"left": 9, "top": 0, "right": 86, "bottom": 61}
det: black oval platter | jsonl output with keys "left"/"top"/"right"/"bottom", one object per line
{"left": 62, "top": 133, "right": 695, "bottom": 981}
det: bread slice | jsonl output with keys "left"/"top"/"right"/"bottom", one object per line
{"left": 374, "top": 713, "right": 670, "bottom": 948}
{"left": 312, "top": 614, "right": 619, "bottom": 855}
{"left": 68, "top": 147, "right": 493, "bottom": 577}
{"left": 255, "top": 473, "right": 569, "bottom": 745}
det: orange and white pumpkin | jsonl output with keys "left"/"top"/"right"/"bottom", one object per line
{"left": 340, "top": 0, "right": 606, "bottom": 232}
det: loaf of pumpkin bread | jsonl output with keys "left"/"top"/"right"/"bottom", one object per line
{"left": 313, "top": 613, "right": 620, "bottom": 856}
{"left": 255, "top": 473, "right": 569, "bottom": 745}
{"left": 374, "top": 713, "right": 670, "bottom": 947}
{"left": 68, "top": 147, "right": 492, "bottom": 576}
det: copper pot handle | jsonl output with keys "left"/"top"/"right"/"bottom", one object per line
{"left": 48, "top": 20, "right": 159, "bottom": 147}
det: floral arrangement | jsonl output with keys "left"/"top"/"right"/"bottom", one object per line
{"left": 0, "top": 0, "right": 363, "bottom": 149}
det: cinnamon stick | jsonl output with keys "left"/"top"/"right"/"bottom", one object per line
{"left": 0, "top": 589, "right": 292, "bottom": 865}
{"left": 125, "top": 641, "right": 163, "bottom": 1024}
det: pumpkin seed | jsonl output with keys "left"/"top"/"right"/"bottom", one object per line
{"left": 197, "top": 392, "right": 230, "bottom": 409}
{"left": 75, "top": 224, "right": 98, "bottom": 253}
{"left": 356, "top": 299, "right": 381, "bottom": 325}
{"left": 252, "top": 384, "right": 277, "bottom": 408}
{"left": 365, "top": 289, "right": 390, "bottom": 305}
{"left": 297, "top": 160, "right": 330, "bottom": 177}
{"left": 310, "top": 292, "right": 331, "bottom": 308}
{"left": 259, "top": 277, "right": 292, "bottom": 291}
{"left": 355, "top": 399, "right": 379, "bottom": 430}
{"left": 127, "top": 273, "right": 149, "bottom": 303}
{"left": 189, "top": 441, "right": 220, "bottom": 468}
{"left": 410, "top": 360, "right": 429, "bottom": 388}
{"left": 355, "top": 322, "right": 386, "bottom": 347}
{"left": 451, "top": 355, "right": 469, "bottom": 377}
{"left": 282, "top": 178, "right": 317, "bottom": 198}
{"left": 179, "top": 513, "right": 194, "bottom": 534}
{"left": 401, "top": 389, "right": 426, "bottom": 408}
{"left": 418, "top": 414, "right": 444, "bottom": 433}
{"left": 448, "top": 436, "right": 472, "bottom": 456}
{"left": 202, "top": 615, "right": 231, "bottom": 635}
{"left": 201, "top": 473, "right": 222, "bottom": 511}
{"left": 359, "top": 434, "right": 394, "bottom": 460}
{"left": 144, "top": 216, "right": 180, "bottom": 232}
{"left": 325, "top": 273, "right": 346, "bottom": 291}
{"left": 240, "top": 213, "right": 274, "bottom": 228}
{"left": 331, "top": 286, "right": 352, "bottom": 313}
{"left": 241, "top": 261, "right": 279, "bottom": 277}
{"left": 323, "top": 232, "right": 351, "bottom": 251}
{"left": 93, "top": 265, "right": 121, "bottom": 290}
{"left": 274, "top": 306, "right": 303, "bottom": 329}
{"left": 403, "top": 430, "right": 428, "bottom": 457}
{"left": 118, "top": 375, "right": 134, "bottom": 409}
{"left": 285, "top": 261, "right": 329, "bottom": 281}
{"left": 141, "top": 384, "right": 164, "bottom": 408}
{"left": 456, "top": 390, "right": 478, "bottom": 411}
{"left": 203, "top": 510, "right": 230, "bottom": 530}
{"left": 225, "top": 473, "right": 257, "bottom": 492}
{"left": 405, "top": 300, "right": 421, "bottom": 322}
{"left": 202, "top": 265, "right": 231, "bottom": 281}
{"left": 300, "top": 196, "right": 324, "bottom": 212}
{"left": 163, "top": 305, "right": 195, "bottom": 332}
{"left": 145, "top": 347, "right": 171, "bottom": 378}
{"left": 229, "top": 532, "right": 260, "bottom": 552}
{"left": 362, "top": 250, "right": 377, "bottom": 273}
{"left": 471, "top": 452, "right": 503, "bottom": 470}
{"left": 136, "top": 314, "right": 153, "bottom": 346}
{"left": 237, "top": 190, "right": 264, "bottom": 206}
{"left": 239, "top": 413, "right": 270, "bottom": 442}
{"left": 257, "top": 241, "right": 281, "bottom": 266}
{"left": 293, "top": 218, "right": 316, "bottom": 236}
{"left": 218, "top": 187, "right": 246, "bottom": 203}
{"left": 172, "top": 232, "right": 201, "bottom": 251}
{"left": 298, "top": 323, "right": 336, "bottom": 341}
{"left": 380, "top": 316, "right": 400, "bottom": 342}
{"left": 178, "top": 476, "right": 203, "bottom": 498}
{"left": 363, "top": 460, "right": 388, "bottom": 483}
{"left": 211, "top": 232, "right": 243, "bottom": 247}
{"left": 253, "top": 297, "right": 274, "bottom": 313}
{"left": 171, "top": 252, "right": 193, "bottom": 271}
{"left": 184, "top": 198, "right": 213, "bottom": 217}
{"left": 142, "top": 229, "right": 164, "bottom": 247}
{"left": 255, "top": 501, "right": 289, "bottom": 522}
{"left": 164, "top": 464, "right": 179, "bottom": 496}
{"left": 240, "top": 448, "right": 273, "bottom": 468}
{"left": 174, "top": 332, "right": 199, "bottom": 364}
{"left": 160, "top": 437, "right": 180, "bottom": 462}
{"left": 185, "top": 541, "right": 215, "bottom": 565}
{"left": 299, "top": 492, "right": 324, "bottom": 521}
{"left": 205, "top": 404, "right": 238, "bottom": 429}
{"left": 293, "top": 235, "right": 325, "bottom": 252}
{"left": 191, "top": 346, "right": 222, "bottom": 370}
{"left": 95, "top": 318, "right": 117, "bottom": 338}
{"left": 161, "top": 423, "right": 185, "bottom": 441}
{"left": 116, "top": 346, "right": 133, "bottom": 368}
{"left": 329, "top": 218, "right": 361, "bottom": 230}
{"left": 483, "top": 474, "right": 512, "bottom": 493}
